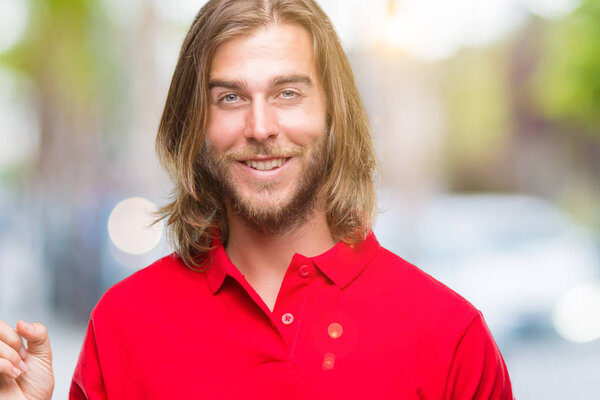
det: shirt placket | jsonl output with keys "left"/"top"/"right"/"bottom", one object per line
{"left": 271, "top": 254, "right": 316, "bottom": 359}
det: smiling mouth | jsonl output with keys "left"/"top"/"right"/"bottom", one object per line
{"left": 243, "top": 158, "right": 288, "bottom": 171}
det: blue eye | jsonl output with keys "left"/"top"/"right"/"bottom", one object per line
{"left": 281, "top": 90, "right": 296, "bottom": 98}
{"left": 222, "top": 94, "right": 239, "bottom": 103}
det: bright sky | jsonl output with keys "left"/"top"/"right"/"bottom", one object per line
{"left": 148, "top": 0, "right": 581, "bottom": 60}
{"left": 0, "top": 0, "right": 583, "bottom": 61}
{"left": 320, "top": 0, "right": 581, "bottom": 59}
{"left": 0, "top": 0, "right": 27, "bottom": 53}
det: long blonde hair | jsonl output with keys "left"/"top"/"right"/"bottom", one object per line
{"left": 155, "top": 0, "right": 377, "bottom": 268}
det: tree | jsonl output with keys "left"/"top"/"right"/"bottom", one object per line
{"left": 533, "top": 0, "right": 600, "bottom": 138}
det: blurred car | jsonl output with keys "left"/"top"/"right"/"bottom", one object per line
{"left": 373, "top": 191, "right": 600, "bottom": 345}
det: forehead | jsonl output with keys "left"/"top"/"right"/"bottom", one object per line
{"left": 209, "top": 23, "right": 318, "bottom": 83}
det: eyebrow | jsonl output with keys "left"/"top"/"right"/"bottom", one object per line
{"left": 208, "top": 74, "right": 314, "bottom": 90}
{"left": 271, "top": 74, "right": 314, "bottom": 87}
{"left": 208, "top": 79, "right": 247, "bottom": 90}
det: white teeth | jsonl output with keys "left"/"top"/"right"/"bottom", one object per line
{"left": 244, "top": 158, "right": 285, "bottom": 170}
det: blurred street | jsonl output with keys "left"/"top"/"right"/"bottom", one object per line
{"left": 1, "top": 0, "right": 600, "bottom": 398}
{"left": 505, "top": 334, "right": 600, "bottom": 399}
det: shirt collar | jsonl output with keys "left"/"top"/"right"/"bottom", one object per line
{"left": 203, "top": 231, "right": 381, "bottom": 295}
{"left": 311, "top": 231, "right": 380, "bottom": 288}
{"left": 203, "top": 243, "right": 235, "bottom": 295}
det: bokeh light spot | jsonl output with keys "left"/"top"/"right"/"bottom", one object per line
{"left": 0, "top": 0, "right": 28, "bottom": 53}
{"left": 328, "top": 322, "right": 344, "bottom": 339}
{"left": 322, "top": 352, "right": 335, "bottom": 370}
{"left": 108, "top": 197, "right": 163, "bottom": 255}
{"left": 525, "top": 0, "right": 581, "bottom": 19}
{"left": 552, "top": 281, "right": 600, "bottom": 344}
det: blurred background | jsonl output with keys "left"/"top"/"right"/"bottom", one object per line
{"left": 1, "top": 0, "right": 599, "bottom": 398}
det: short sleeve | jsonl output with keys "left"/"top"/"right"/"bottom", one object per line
{"left": 444, "top": 311, "right": 514, "bottom": 400}
{"left": 69, "top": 318, "right": 107, "bottom": 400}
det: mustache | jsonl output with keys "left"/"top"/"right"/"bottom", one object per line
{"left": 221, "top": 144, "right": 305, "bottom": 161}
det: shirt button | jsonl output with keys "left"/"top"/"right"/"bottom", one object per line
{"left": 322, "top": 352, "right": 336, "bottom": 370}
{"left": 298, "top": 264, "right": 311, "bottom": 278}
{"left": 328, "top": 322, "right": 344, "bottom": 339}
{"left": 281, "top": 312, "right": 294, "bottom": 325}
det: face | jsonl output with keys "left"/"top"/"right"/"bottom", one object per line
{"left": 204, "top": 23, "right": 329, "bottom": 233}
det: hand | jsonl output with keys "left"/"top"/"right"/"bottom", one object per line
{"left": 0, "top": 319, "right": 54, "bottom": 400}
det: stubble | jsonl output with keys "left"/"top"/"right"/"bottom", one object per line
{"left": 202, "top": 135, "right": 328, "bottom": 235}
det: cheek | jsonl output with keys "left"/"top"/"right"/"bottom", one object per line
{"left": 280, "top": 110, "right": 327, "bottom": 145}
{"left": 206, "top": 108, "right": 246, "bottom": 151}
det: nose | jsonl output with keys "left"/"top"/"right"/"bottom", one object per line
{"left": 244, "top": 99, "right": 278, "bottom": 142}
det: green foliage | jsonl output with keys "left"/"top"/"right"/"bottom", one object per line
{"left": 442, "top": 44, "right": 513, "bottom": 165}
{"left": 533, "top": 0, "right": 600, "bottom": 136}
{"left": 0, "top": 0, "right": 113, "bottom": 109}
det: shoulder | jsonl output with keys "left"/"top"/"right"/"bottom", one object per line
{"left": 380, "top": 246, "right": 473, "bottom": 300}
{"left": 357, "top": 245, "right": 479, "bottom": 332}
{"left": 90, "top": 253, "right": 205, "bottom": 320}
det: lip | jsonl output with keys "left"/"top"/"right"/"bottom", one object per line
{"left": 236, "top": 157, "right": 292, "bottom": 179}
{"left": 238, "top": 156, "right": 291, "bottom": 162}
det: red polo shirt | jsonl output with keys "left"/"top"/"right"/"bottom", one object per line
{"left": 70, "top": 233, "right": 513, "bottom": 399}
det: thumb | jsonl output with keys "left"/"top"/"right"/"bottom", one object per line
{"left": 16, "top": 320, "right": 52, "bottom": 361}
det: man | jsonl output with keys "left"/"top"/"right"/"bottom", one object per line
{"left": 0, "top": 0, "right": 513, "bottom": 398}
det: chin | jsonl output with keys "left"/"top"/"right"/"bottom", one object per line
{"left": 237, "top": 186, "right": 293, "bottom": 207}
{"left": 236, "top": 195, "right": 292, "bottom": 217}
{"left": 230, "top": 189, "right": 317, "bottom": 234}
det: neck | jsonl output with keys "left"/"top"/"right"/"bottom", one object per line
{"left": 224, "top": 204, "right": 336, "bottom": 282}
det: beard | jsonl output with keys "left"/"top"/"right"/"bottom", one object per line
{"left": 202, "top": 135, "right": 328, "bottom": 235}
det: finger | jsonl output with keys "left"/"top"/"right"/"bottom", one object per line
{"left": 0, "top": 358, "right": 22, "bottom": 379}
{"left": 0, "top": 319, "right": 23, "bottom": 355}
{"left": 16, "top": 321, "right": 52, "bottom": 360}
{"left": 0, "top": 341, "right": 27, "bottom": 374}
